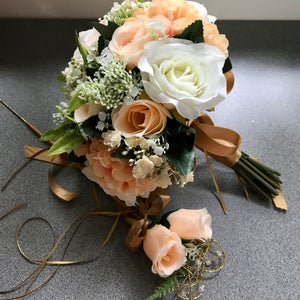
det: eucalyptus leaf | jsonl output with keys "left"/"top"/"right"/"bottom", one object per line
{"left": 68, "top": 89, "right": 86, "bottom": 113}
{"left": 174, "top": 20, "right": 204, "bottom": 43}
{"left": 40, "top": 124, "right": 75, "bottom": 142}
{"left": 48, "top": 128, "right": 85, "bottom": 155}
{"left": 92, "top": 21, "right": 119, "bottom": 41}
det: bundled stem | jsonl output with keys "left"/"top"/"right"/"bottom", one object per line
{"left": 233, "top": 152, "right": 282, "bottom": 201}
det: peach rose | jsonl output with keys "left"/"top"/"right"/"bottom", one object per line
{"left": 76, "top": 139, "right": 158, "bottom": 206}
{"left": 167, "top": 208, "right": 212, "bottom": 241}
{"left": 109, "top": 17, "right": 153, "bottom": 70}
{"left": 143, "top": 224, "right": 186, "bottom": 277}
{"left": 203, "top": 23, "right": 229, "bottom": 58}
{"left": 112, "top": 100, "right": 171, "bottom": 138}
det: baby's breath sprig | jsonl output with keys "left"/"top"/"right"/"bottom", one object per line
{"left": 99, "top": 0, "right": 149, "bottom": 26}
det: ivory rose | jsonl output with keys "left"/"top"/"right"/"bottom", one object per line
{"left": 167, "top": 208, "right": 212, "bottom": 240}
{"left": 143, "top": 224, "right": 186, "bottom": 277}
{"left": 138, "top": 38, "right": 227, "bottom": 120}
{"left": 112, "top": 99, "right": 171, "bottom": 138}
{"left": 75, "top": 139, "right": 158, "bottom": 206}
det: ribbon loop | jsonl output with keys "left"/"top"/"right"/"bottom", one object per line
{"left": 192, "top": 113, "right": 242, "bottom": 167}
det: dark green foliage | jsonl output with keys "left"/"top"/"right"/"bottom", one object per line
{"left": 165, "top": 118, "right": 195, "bottom": 177}
{"left": 174, "top": 20, "right": 204, "bottom": 43}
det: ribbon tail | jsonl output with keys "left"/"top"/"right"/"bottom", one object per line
{"left": 272, "top": 189, "right": 288, "bottom": 211}
{"left": 204, "top": 151, "right": 227, "bottom": 215}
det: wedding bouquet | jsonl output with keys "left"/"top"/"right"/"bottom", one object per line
{"left": 2, "top": 0, "right": 281, "bottom": 298}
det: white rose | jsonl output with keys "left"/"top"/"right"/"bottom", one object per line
{"left": 73, "top": 28, "right": 100, "bottom": 60}
{"left": 138, "top": 38, "right": 227, "bottom": 120}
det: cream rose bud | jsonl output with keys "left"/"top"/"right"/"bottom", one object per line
{"left": 143, "top": 225, "right": 186, "bottom": 277}
{"left": 138, "top": 38, "right": 227, "bottom": 120}
{"left": 167, "top": 208, "right": 212, "bottom": 241}
{"left": 74, "top": 102, "right": 102, "bottom": 123}
{"left": 73, "top": 28, "right": 100, "bottom": 60}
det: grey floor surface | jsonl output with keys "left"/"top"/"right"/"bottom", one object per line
{"left": 0, "top": 19, "right": 299, "bottom": 300}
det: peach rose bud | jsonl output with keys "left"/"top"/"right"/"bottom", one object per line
{"left": 109, "top": 18, "right": 152, "bottom": 69}
{"left": 168, "top": 208, "right": 212, "bottom": 241}
{"left": 143, "top": 224, "right": 186, "bottom": 277}
{"left": 112, "top": 99, "right": 171, "bottom": 138}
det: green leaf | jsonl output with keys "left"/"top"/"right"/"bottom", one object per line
{"left": 55, "top": 106, "right": 76, "bottom": 123}
{"left": 174, "top": 20, "right": 204, "bottom": 43}
{"left": 57, "top": 73, "right": 66, "bottom": 82}
{"left": 110, "top": 144, "right": 135, "bottom": 160}
{"left": 75, "top": 31, "right": 89, "bottom": 65}
{"left": 165, "top": 118, "right": 195, "bottom": 177}
{"left": 61, "top": 85, "right": 69, "bottom": 98}
{"left": 146, "top": 272, "right": 179, "bottom": 300}
{"left": 97, "top": 36, "right": 109, "bottom": 55}
{"left": 92, "top": 21, "right": 119, "bottom": 41}
{"left": 223, "top": 57, "right": 232, "bottom": 73}
{"left": 40, "top": 124, "right": 75, "bottom": 142}
{"left": 159, "top": 210, "right": 176, "bottom": 229}
{"left": 48, "top": 128, "right": 85, "bottom": 156}
{"left": 68, "top": 150, "right": 87, "bottom": 163}
{"left": 68, "top": 89, "right": 86, "bottom": 113}
{"left": 80, "top": 115, "right": 102, "bottom": 137}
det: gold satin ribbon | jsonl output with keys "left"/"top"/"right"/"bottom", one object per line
{"left": 192, "top": 113, "right": 242, "bottom": 167}
{"left": 114, "top": 187, "right": 171, "bottom": 251}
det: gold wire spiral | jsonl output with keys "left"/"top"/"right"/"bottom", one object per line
{"left": 173, "top": 238, "right": 225, "bottom": 300}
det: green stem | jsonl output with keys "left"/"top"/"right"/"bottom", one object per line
{"left": 234, "top": 164, "right": 271, "bottom": 200}
{"left": 237, "top": 160, "right": 279, "bottom": 196}
{"left": 239, "top": 156, "right": 281, "bottom": 189}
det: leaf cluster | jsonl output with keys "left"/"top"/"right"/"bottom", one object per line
{"left": 165, "top": 118, "right": 195, "bottom": 177}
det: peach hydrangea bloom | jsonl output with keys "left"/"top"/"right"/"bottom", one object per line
{"left": 203, "top": 23, "right": 229, "bottom": 58}
{"left": 133, "top": 0, "right": 200, "bottom": 35}
{"left": 75, "top": 139, "right": 158, "bottom": 206}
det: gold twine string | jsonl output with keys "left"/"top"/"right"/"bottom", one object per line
{"left": 174, "top": 238, "right": 226, "bottom": 300}
{"left": 0, "top": 204, "right": 26, "bottom": 221}
{"left": 0, "top": 210, "right": 121, "bottom": 299}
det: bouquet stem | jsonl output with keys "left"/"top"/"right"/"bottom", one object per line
{"left": 233, "top": 152, "right": 282, "bottom": 201}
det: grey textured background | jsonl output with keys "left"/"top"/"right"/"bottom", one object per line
{"left": 0, "top": 20, "right": 299, "bottom": 299}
